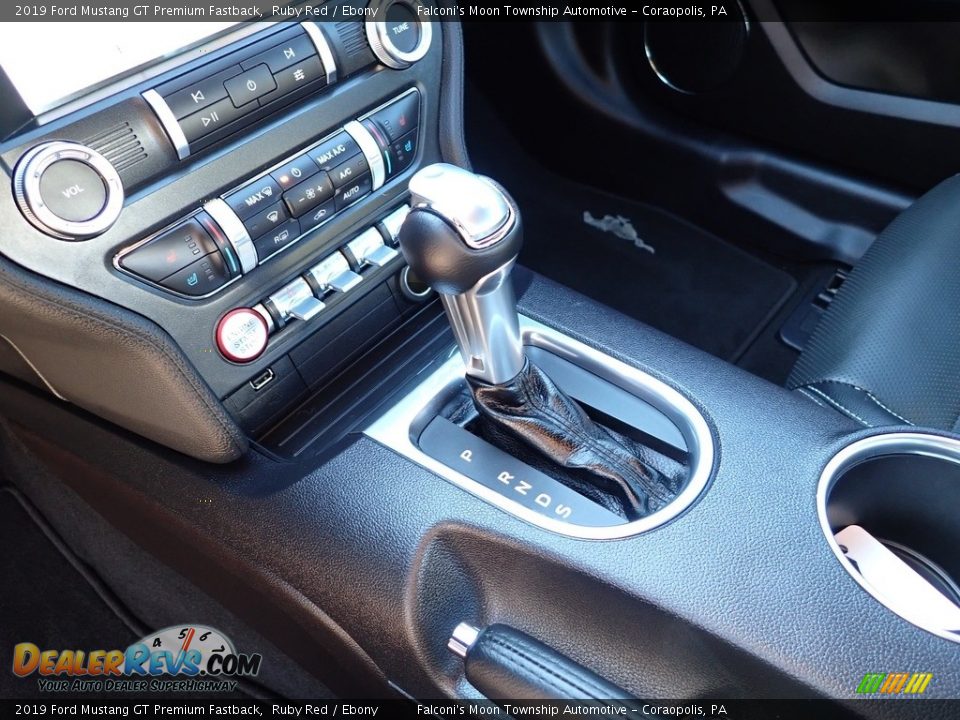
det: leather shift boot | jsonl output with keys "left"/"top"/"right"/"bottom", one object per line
{"left": 467, "top": 360, "right": 682, "bottom": 519}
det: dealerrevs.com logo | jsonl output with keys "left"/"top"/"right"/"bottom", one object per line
{"left": 12, "top": 625, "right": 262, "bottom": 693}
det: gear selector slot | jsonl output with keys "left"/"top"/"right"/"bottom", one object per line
{"left": 365, "top": 315, "right": 716, "bottom": 540}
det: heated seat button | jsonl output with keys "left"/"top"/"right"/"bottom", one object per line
{"left": 388, "top": 129, "right": 418, "bottom": 176}
{"left": 334, "top": 172, "right": 372, "bottom": 211}
{"left": 369, "top": 90, "right": 420, "bottom": 142}
{"left": 270, "top": 155, "right": 319, "bottom": 190}
{"left": 224, "top": 64, "right": 276, "bottom": 108}
{"left": 119, "top": 218, "right": 218, "bottom": 282}
{"left": 308, "top": 132, "right": 361, "bottom": 171}
{"left": 160, "top": 252, "right": 232, "bottom": 296}
{"left": 283, "top": 173, "right": 334, "bottom": 217}
{"left": 225, "top": 177, "right": 283, "bottom": 220}
{"left": 38, "top": 160, "right": 107, "bottom": 223}
{"left": 329, "top": 153, "right": 369, "bottom": 189}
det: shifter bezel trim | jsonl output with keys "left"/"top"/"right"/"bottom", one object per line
{"left": 364, "top": 316, "right": 716, "bottom": 540}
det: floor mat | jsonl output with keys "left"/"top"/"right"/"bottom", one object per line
{"left": 467, "top": 91, "right": 797, "bottom": 361}
{"left": 0, "top": 488, "right": 248, "bottom": 699}
{"left": 511, "top": 176, "right": 797, "bottom": 360}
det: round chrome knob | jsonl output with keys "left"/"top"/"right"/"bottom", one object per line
{"left": 13, "top": 141, "right": 124, "bottom": 240}
{"left": 366, "top": 0, "right": 433, "bottom": 69}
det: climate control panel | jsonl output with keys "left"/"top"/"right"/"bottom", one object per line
{"left": 114, "top": 89, "right": 421, "bottom": 298}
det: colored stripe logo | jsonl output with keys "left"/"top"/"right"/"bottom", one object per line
{"left": 856, "top": 672, "right": 933, "bottom": 694}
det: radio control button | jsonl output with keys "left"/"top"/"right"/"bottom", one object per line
{"left": 307, "top": 132, "right": 361, "bottom": 171}
{"left": 244, "top": 201, "right": 290, "bottom": 241}
{"left": 225, "top": 177, "right": 283, "bottom": 220}
{"left": 259, "top": 56, "right": 325, "bottom": 105}
{"left": 334, "top": 172, "right": 372, "bottom": 211}
{"left": 13, "top": 141, "right": 124, "bottom": 240}
{"left": 270, "top": 155, "right": 319, "bottom": 191}
{"left": 37, "top": 159, "right": 107, "bottom": 223}
{"left": 329, "top": 153, "right": 369, "bottom": 189}
{"left": 366, "top": 0, "right": 432, "bottom": 69}
{"left": 242, "top": 35, "right": 317, "bottom": 74}
{"left": 216, "top": 308, "right": 269, "bottom": 364}
{"left": 160, "top": 252, "right": 232, "bottom": 296}
{"left": 283, "top": 173, "right": 334, "bottom": 217}
{"left": 253, "top": 218, "right": 301, "bottom": 260}
{"left": 224, "top": 64, "right": 276, "bottom": 108}
{"left": 179, "top": 96, "right": 247, "bottom": 143}
{"left": 119, "top": 218, "right": 218, "bottom": 282}
{"left": 162, "top": 66, "right": 238, "bottom": 118}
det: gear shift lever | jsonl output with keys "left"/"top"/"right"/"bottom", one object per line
{"left": 399, "top": 164, "right": 681, "bottom": 519}
{"left": 402, "top": 163, "right": 525, "bottom": 385}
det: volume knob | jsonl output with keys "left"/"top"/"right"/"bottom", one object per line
{"left": 13, "top": 141, "right": 124, "bottom": 240}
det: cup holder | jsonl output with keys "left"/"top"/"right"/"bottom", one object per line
{"left": 818, "top": 433, "right": 960, "bottom": 643}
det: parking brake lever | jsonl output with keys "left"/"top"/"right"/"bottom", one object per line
{"left": 448, "top": 622, "right": 633, "bottom": 703}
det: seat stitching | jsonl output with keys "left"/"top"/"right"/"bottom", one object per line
{"left": 804, "top": 385, "right": 870, "bottom": 426}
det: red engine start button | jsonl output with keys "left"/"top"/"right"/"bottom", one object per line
{"left": 216, "top": 308, "right": 269, "bottom": 363}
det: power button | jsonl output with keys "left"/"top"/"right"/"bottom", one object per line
{"left": 13, "top": 141, "right": 124, "bottom": 240}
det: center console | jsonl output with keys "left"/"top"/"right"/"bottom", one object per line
{"left": 0, "top": 7, "right": 958, "bottom": 713}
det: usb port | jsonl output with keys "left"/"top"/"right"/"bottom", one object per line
{"left": 249, "top": 368, "right": 275, "bottom": 392}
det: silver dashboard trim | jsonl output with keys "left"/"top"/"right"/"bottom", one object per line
{"left": 204, "top": 198, "right": 258, "bottom": 274}
{"left": 142, "top": 89, "right": 191, "bottom": 161}
{"left": 817, "top": 432, "right": 960, "bottom": 644}
{"left": 344, "top": 120, "right": 387, "bottom": 191}
{"left": 300, "top": 22, "right": 338, "bottom": 85}
{"left": 365, "top": 316, "right": 715, "bottom": 540}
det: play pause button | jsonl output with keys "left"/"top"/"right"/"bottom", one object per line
{"left": 179, "top": 97, "right": 245, "bottom": 143}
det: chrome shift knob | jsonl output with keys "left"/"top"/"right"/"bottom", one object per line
{"left": 399, "top": 163, "right": 524, "bottom": 385}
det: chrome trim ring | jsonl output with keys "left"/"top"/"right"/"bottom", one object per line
{"left": 817, "top": 432, "right": 960, "bottom": 644}
{"left": 142, "top": 89, "right": 190, "bottom": 160}
{"left": 366, "top": 1, "right": 433, "bottom": 69}
{"left": 344, "top": 120, "right": 386, "bottom": 190}
{"left": 365, "top": 316, "right": 715, "bottom": 540}
{"left": 203, "top": 198, "right": 257, "bottom": 274}
{"left": 301, "top": 22, "right": 338, "bottom": 85}
{"left": 13, "top": 141, "right": 125, "bottom": 240}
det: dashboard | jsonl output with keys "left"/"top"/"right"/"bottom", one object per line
{"left": 0, "top": 1, "right": 452, "bottom": 457}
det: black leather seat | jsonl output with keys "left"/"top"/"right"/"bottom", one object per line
{"left": 789, "top": 174, "right": 960, "bottom": 430}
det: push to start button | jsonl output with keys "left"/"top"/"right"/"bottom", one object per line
{"left": 216, "top": 308, "right": 270, "bottom": 363}
{"left": 13, "top": 141, "right": 124, "bottom": 240}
